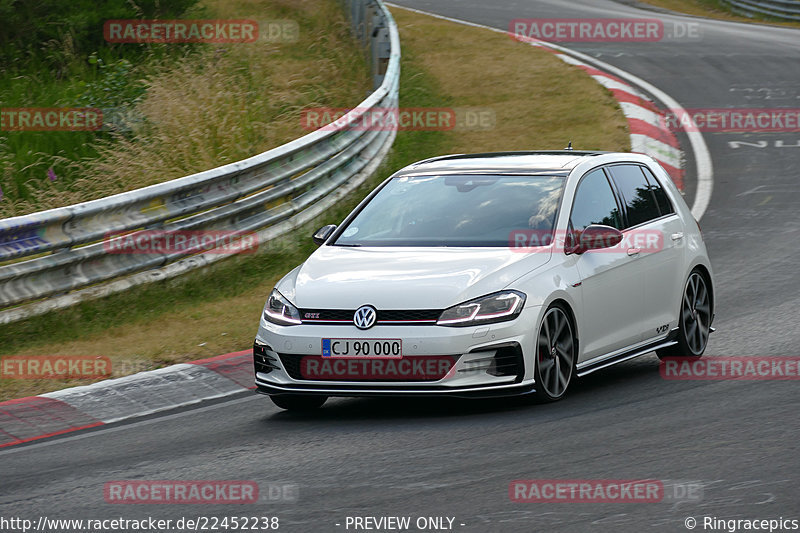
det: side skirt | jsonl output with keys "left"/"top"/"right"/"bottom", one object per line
{"left": 575, "top": 329, "right": 679, "bottom": 378}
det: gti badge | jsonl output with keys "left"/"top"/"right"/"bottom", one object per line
{"left": 354, "top": 305, "right": 377, "bottom": 330}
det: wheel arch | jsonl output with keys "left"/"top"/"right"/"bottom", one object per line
{"left": 689, "top": 262, "right": 715, "bottom": 322}
{"left": 543, "top": 297, "right": 580, "bottom": 360}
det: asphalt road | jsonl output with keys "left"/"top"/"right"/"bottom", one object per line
{"left": 2, "top": 1, "right": 799, "bottom": 532}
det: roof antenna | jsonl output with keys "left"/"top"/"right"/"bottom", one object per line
{"left": 565, "top": 141, "right": 573, "bottom": 151}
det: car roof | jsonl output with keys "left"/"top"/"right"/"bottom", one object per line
{"left": 395, "top": 150, "right": 609, "bottom": 176}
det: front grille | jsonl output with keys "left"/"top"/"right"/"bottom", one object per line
{"left": 299, "top": 309, "right": 351, "bottom": 322}
{"left": 299, "top": 308, "right": 442, "bottom": 325}
{"left": 278, "top": 353, "right": 459, "bottom": 382}
{"left": 253, "top": 343, "right": 280, "bottom": 375}
{"left": 379, "top": 310, "right": 442, "bottom": 322}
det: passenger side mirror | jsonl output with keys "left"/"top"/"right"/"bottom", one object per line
{"left": 572, "top": 224, "right": 623, "bottom": 254}
{"left": 312, "top": 224, "right": 337, "bottom": 246}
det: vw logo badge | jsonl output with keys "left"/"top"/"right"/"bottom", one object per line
{"left": 354, "top": 305, "right": 377, "bottom": 330}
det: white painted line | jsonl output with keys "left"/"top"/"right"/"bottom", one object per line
{"left": 384, "top": 2, "right": 713, "bottom": 220}
{"left": 549, "top": 49, "right": 713, "bottom": 220}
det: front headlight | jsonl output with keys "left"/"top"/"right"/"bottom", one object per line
{"left": 437, "top": 290, "right": 526, "bottom": 327}
{"left": 263, "top": 289, "right": 302, "bottom": 326}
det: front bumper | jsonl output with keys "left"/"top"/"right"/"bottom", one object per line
{"left": 253, "top": 306, "right": 540, "bottom": 398}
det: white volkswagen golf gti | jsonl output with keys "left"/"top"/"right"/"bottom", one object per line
{"left": 254, "top": 151, "right": 714, "bottom": 410}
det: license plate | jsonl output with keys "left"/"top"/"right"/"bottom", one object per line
{"left": 322, "top": 338, "right": 402, "bottom": 359}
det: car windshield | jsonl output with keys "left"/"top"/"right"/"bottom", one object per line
{"left": 333, "top": 174, "right": 565, "bottom": 247}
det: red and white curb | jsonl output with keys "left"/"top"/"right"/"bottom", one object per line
{"left": 385, "top": 2, "right": 713, "bottom": 218}
{"left": 0, "top": 349, "right": 254, "bottom": 448}
{"left": 553, "top": 54, "right": 684, "bottom": 190}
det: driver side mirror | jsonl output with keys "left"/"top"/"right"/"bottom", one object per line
{"left": 312, "top": 224, "right": 337, "bottom": 246}
{"left": 569, "top": 224, "right": 623, "bottom": 254}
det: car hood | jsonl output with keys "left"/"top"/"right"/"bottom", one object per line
{"left": 278, "top": 246, "right": 551, "bottom": 310}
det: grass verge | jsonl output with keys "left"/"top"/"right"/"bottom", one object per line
{"left": 0, "top": 4, "right": 629, "bottom": 400}
{"left": 639, "top": 0, "right": 800, "bottom": 27}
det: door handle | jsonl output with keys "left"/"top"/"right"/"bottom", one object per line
{"left": 627, "top": 248, "right": 641, "bottom": 256}
{"left": 671, "top": 232, "right": 684, "bottom": 241}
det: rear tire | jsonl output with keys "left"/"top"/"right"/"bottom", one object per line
{"left": 533, "top": 304, "right": 576, "bottom": 402}
{"left": 270, "top": 394, "right": 327, "bottom": 411}
{"left": 656, "top": 270, "right": 711, "bottom": 359}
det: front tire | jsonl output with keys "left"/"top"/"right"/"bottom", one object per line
{"left": 657, "top": 270, "right": 712, "bottom": 359}
{"left": 270, "top": 394, "right": 327, "bottom": 411}
{"left": 533, "top": 304, "right": 576, "bottom": 402}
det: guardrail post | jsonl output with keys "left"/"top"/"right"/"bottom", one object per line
{"left": 372, "top": 25, "right": 391, "bottom": 90}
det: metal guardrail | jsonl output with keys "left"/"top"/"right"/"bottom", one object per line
{"left": 0, "top": 0, "right": 400, "bottom": 323}
{"left": 723, "top": 0, "right": 800, "bottom": 20}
